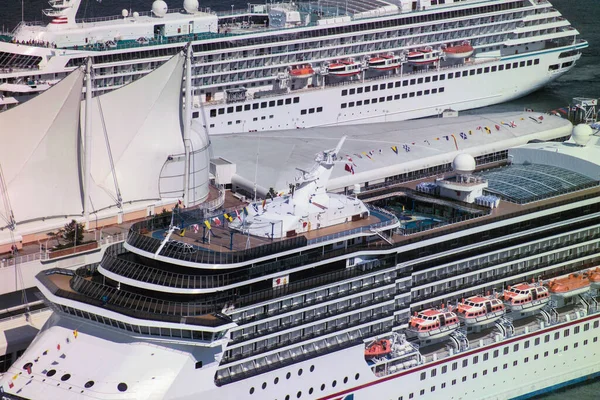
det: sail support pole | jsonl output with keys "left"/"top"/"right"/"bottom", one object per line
{"left": 183, "top": 44, "right": 193, "bottom": 207}
{"left": 84, "top": 58, "right": 93, "bottom": 229}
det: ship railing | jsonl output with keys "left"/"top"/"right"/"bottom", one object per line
{"left": 234, "top": 270, "right": 400, "bottom": 325}
{"left": 217, "top": 324, "right": 391, "bottom": 385}
{"left": 37, "top": 267, "right": 233, "bottom": 327}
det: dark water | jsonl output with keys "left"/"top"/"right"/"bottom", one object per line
{"left": 1, "top": 1, "right": 599, "bottom": 398}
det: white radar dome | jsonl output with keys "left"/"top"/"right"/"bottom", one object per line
{"left": 183, "top": 0, "right": 199, "bottom": 13}
{"left": 133, "top": 11, "right": 140, "bottom": 18}
{"left": 152, "top": 0, "right": 168, "bottom": 17}
{"left": 453, "top": 153, "right": 476, "bottom": 175}
{"left": 122, "top": 9, "right": 129, "bottom": 17}
{"left": 572, "top": 124, "right": 593, "bottom": 146}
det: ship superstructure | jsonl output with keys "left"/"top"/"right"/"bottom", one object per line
{"left": 2, "top": 120, "right": 600, "bottom": 399}
{"left": 0, "top": 0, "right": 589, "bottom": 132}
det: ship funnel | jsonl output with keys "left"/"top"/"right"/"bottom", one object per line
{"left": 44, "top": 0, "right": 82, "bottom": 27}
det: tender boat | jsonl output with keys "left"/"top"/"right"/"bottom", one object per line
{"left": 456, "top": 295, "right": 506, "bottom": 326}
{"left": 289, "top": 64, "right": 315, "bottom": 79}
{"left": 364, "top": 339, "right": 392, "bottom": 359}
{"left": 327, "top": 60, "right": 362, "bottom": 77}
{"left": 547, "top": 273, "right": 591, "bottom": 297}
{"left": 407, "top": 49, "right": 441, "bottom": 65}
{"left": 503, "top": 282, "right": 550, "bottom": 312}
{"left": 586, "top": 267, "right": 600, "bottom": 288}
{"left": 408, "top": 308, "right": 460, "bottom": 340}
{"left": 444, "top": 43, "right": 474, "bottom": 59}
{"left": 367, "top": 55, "right": 402, "bottom": 71}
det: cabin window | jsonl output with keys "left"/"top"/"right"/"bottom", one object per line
{"left": 277, "top": 100, "right": 284, "bottom": 106}
{"left": 448, "top": 73, "right": 454, "bottom": 79}
{"left": 554, "top": 332, "right": 560, "bottom": 340}
{"left": 349, "top": 89, "right": 355, "bottom": 95}
{"left": 342, "top": 89, "right": 348, "bottom": 96}
{"left": 317, "top": 107, "right": 323, "bottom": 112}
{"left": 503, "top": 347, "right": 509, "bottom": 355}
{"left": 431, "top": 369, "right": 436, "bottom": 378}
{"left": 357, "top": 87, "right": 363, "bottom": 93}
{"left": 441, "top": 366, "right": 447, "bottom": 374}
{"left": 293, "top": 97, "right": 299, "bottom": 103}
{"left": 380, "top": 84, "right": 386, "bottom": 90}
{"left": 564, "top": 329, "right": 570, "bottom": 337}
{"left": 462, "top": 360, "right": 468, "bottom": 368}
{"left": 417, "top": 78, "right": 423, "bottom": 84}
{"left": 244, "top": 104, "right": 251, "bottom": 110}
{"left": 395, "top": 82, "right": 401, "bottom": 88}
{"left": 472, "top": 356, "right": 478, "bottom": 364}
{"left": 493, "top": 350, "right": 499, "bottom": 358}
{"left": 365, "top": 86, "right": 371, "bottom": 93}
{"left": 285, "top": 98, "right": 291, "bottom": 105}
{"left": 420, "top": 372, "right": 426, "bottom": 381}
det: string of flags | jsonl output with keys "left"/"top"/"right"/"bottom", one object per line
{"left": 341, "top": 115, "right": 544, "bottom": 174}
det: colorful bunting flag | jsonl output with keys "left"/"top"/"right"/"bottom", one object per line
{"left": 213, "top": 217, "right": 222, "bottom": 227}
{"left": 192, "top": 224, "right": 199, "bottom": 233}
{"left": 235, "top": 210, "right": 242, "bottom": 221}
{"left": 243, "top": 207, "right": 249, "bottom": 216}
{"left": 495, "top": 124, "right": 500, "bottom": 131}
{"left": 262, "top": 199, "right": 267, "bottom": 209}
{"left": 391, "top": 146, "right": 398, "bottom": 154}
{"left": 204, "top": 220, "right": 211, "bottom": 230}
{"left": 73, "top": 330, "right": 78, "bottom": 339}
{"left": 460, "top": 132, "right": 467, "bottom": 140}
{"left": 345, "top": 164, "right": 355, "bottom": 174}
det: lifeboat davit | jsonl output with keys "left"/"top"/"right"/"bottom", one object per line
{"left": 547, "top": 273, "right": 591, "bottom": 297}
{"left": 456, "top": 295, "right": 506, "bottom": 326}
{"left": 407, "top": 49, "right": 441, "bottom": 65}
{"left": 586, "top": 267, "right": 600, "bottom": 288}
{"left": 444, "top": 43, "right": 474, "bottom": 59}
{"left": 289, "top": 64, "right": 314, "bottom": 79}
{"left": 364, "top": 339, "right": 392, "bottom": 359}
{"left": 408, "top": 308, "right": 459, "bottom": 340}
{"left": 368, "top": 54, "right": 402, "bottom": 71}
{"left": 327, "top": 60, "right": 362, "bottom": 77}
{"left": 503, "top": 282, "right": 550, "bottom": 312}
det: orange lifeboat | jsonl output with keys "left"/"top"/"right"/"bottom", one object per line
{"left": 408, "top": 307, "right": 459, "bottom": 340}
{"left": 368, "top": 54, "right": 402, "bottom": 71}
{"left": 587, "top": 267, "right": 600, "bottom": 288}
{"left": 407, "top": 48, "right": 441, "bottom": 65}
{"left": 444, "top": 43, "right": 474, "bottom": 59}
{"left": 289, "top": 64, "right": 314, "bottom": 79}
{"left": 327, "top": 59, "right": 362, "bottom": 77}
{"left": 456, "top": 295, "right": 505, "bottom": 326}
{"left": 503, "top": 282, "right": 550, "bottom": 312}
{"left": 547, "top": 273, "right": 590, "bottom": 297}
{"left": 364, "top": 339, "right": 392, "bottom": 359}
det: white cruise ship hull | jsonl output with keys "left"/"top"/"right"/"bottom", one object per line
{"left": 202, "top": 46, "right": 584, "bottom": 134}
{"left": 3, "top": 311, "right": 599, "bottom": 400}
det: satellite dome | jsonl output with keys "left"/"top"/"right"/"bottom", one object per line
{"left": 133, "top": 11, "right": 140, "bottom": 18}
{"left": 152, "top": 0, "right": 168, "bottom": 17}
{"left": 572, "top": 124, "right": 593, "bottom": 146}
{"left": 453, "top": 153, "right": 476, "bottom": 175}
{"left": 183, "top": 0, "right": 199, "bottom": 13}
{"left": 121, "top": 9, "right": 129, "bottom": 17}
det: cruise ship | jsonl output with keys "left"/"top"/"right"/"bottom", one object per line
{"left": 0, "top": 0, "right": 589, "bottom": 133}
{"left": 2, "top": 110, "right": 600, "bottom": 399}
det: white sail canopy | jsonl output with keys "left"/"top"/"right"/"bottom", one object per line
{"left": 0, "top": 69, "right": 85, "bottom": 224}
{"left": 0, "top": 49, "right": 210, "bottom": 231}
{"left": 83, "top": 51, "right": 192, "bottom": 211}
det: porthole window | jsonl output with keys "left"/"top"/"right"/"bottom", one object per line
{"left": 274, "top": 377, "right": 279, "bottom": 385}
{"left": 321, "top": 384, "right": 326, "bottom": 391}
{"left": 310, "top": 365, "right": 315, "bottom": 372}
{"left": 262, "top": 382, "right": 267, "bottom": 390}
{"left": 117, "top": 383, "right": 128, "bottom": 392}
{"left": 61, "top": 374, "right": 71, "bottom": 381}
{"left": 297, "top": 391, "right": 302, "bottom": 398}
{"left": 46, "top": 369, "right": 56, "bottom": 377}
{"left": 249, "top": 387, "right": 255, "bottom": 395}
{"left": 344, "top": 376, "right": 348, "bottom": 384}
{"left": 309, "top": 388, "right": 314, "bottom": 395}
{"left": 286, "top": 372, "right": 291, "bottom": 379}
{"left": 22, "top": 362, "right": 33, "bottom": 371}
{"left": 298, "top": 368, "right": 303, "bottom": 376}
{"left": 355, "top": 373, "right": 360, "bottom": 380}
{"left": 332, "top": 380, "right": 337, "bottom": 387}
{"left": 84, "top": 381, "right": 94, "bottom": 388}
{"left": 285, "top": 395, "right": 290, "bottom": 400}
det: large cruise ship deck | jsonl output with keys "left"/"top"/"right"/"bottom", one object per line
{"left": 0, "top": 0, "right": 589, "bottom": 133}
{"left": 2, "top": 119, "right": 600, "bottom": 399}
